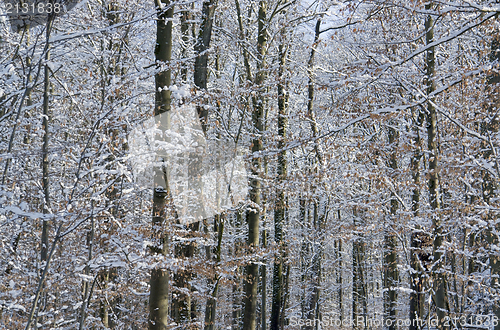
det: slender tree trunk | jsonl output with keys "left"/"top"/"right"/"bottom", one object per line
{"left": 204, "top": 216, "right": 223, "bottom": 330}
{"left": 171, "top": 1, "right": 218, "bottom": 325}
{"left": 242, "top": 1, "right": 266, "bottom": 329}
{"left": 24, "top": 26, "right": 33, "bottom": 145}
{"left": 409, "top": 108, "right": 426, "bottom": 330}
{"left": 449, "top": 235, "right": 460, "bottom": 316}
{"left": 232, "top": 268, "right": 242, "bottom": 330}
{"left": 232, "top": 211, "right": 243, "bottom": 330}
{"left": 36, "top": 16, "right": 54, "bottom": 329}
{"left": 307, "top": 19, "right": 323, "bottom": 165}
{"left": 234, "top": 0, "right": 252, "bottom": 82}
{"left": 203, "top": 48, "right": 223, "bottom": 330}
{"left": 194, "top": 0, "right": 217, "bottom": 90}
{"left": 384, "top": 126, "right": 399, "bottom": 330}
{"left": 304, "top": 203, "right": 321, "bottom": 330}
{"left": 425, "top": 4, "right": 449, "bottom": 329}
{"left": 194, "top": 0, "right": 217, "bottom": 130}
{"left": 100, "top": 271, "right": 109, "bottom": 328}
{"left": 352, "top": 215, "right": 367, "bottom": 330}
{"left": 261, "top": 229, "right": 267, "bottom": 330}
{"left": 170, "top": 0, "right": 217, "bottom": 325}
{"left": 100, "top": 6, "right": 126, "bottom": 326}
{"left": 79, "top": 203, "right": 94, "bottom": 330}
{"left": 483, "top": 34, "right": 500, "bottom": 330}
{"left": 41, "top": 14, "right": 53, "bottom": 265}
{"left": 336, "top": 233, "right": 343, "bottom": 323}
{"left": 282, "top": 263, "right": 290, "bottom": 327}
{"left": 172, "top": 250, "right": 193, "bottom": 325}
{"left": 149, "top": 0, "right": 173, "bottom": 328}
{"left": 299, "top": 199, "right": 308, "bottom": 322}
{"left": 149, "top": 188, "right": 170, "bottom": 330}
{"left": 180, "top": 8, "right": 191, "bottom": 82}
{"left": 271, "top": 29, "right": 288, "bottom": 330}
{"left": 303, "top": 19, "right": 323, "bottom": 330}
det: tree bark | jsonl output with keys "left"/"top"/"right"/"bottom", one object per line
{"left": 483, "top": 33, "right": 500, "bottom": 330}
{"left": 271, "top": 30, "right": 288, "bottom": 330}
{"left": 304, "top": 202, "right": 321, "bottom": 330}
{"left": 36, "top": 15, "right": 54, "bottom": 329}
{"left": 232, "top": 211, "right": 243, "bottom": 329}
{"left": 336, "top": 232, "right": 343, "bottom": 324}
{"left": 384, "top": 125, "right": 399, "bottom": 330}
{"left": 409, "top": 107, "right": 426, "bottom": 330}
{"left": 242, "top": 2, "right": 267, "bottom": 329}
{"left": 180, "top": 8, "right": 191, "bottom": 82}
{"left": 234, "top": 0, "right": 252, "bottom": 82}
{"left": 425, "top": 4, "right": 449, "bottom": 329}
{"left": 41, "top": 21, "right": 52, "bottom": 264}
{"left": 307, "top": 19, "right": 323, "bottom": 165}
{"left": 170, "top": 1, "right": 218, "bottom": 325}
{"left": 149, "top": 0, "right": 173, "bottom": 328}
{"left": 352, "top": 207, "right": 367, "bottom": 330}
{"left": 194, "top": 0, "right": 217, "bottom": 131}
{"left": 303, "top": 19, "right": 323, "bottom": 330}
{"left": 203, "top": 216, "right": 223, "bottom": 330}
{"left": 194, "top": 0, "right": 217, "bottom": 90}
{"left": 261, "top": 229, "right": 267, "bottom": 330}
{"left": 79, "top": 203, "right": 94, "bottom": 330}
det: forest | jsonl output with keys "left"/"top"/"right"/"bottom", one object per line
{"left": 0, "top": 0, "right": 500, "bottom": 329}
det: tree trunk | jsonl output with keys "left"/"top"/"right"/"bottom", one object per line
{"left": 149, "top": 0, "right": 173, "bottom": 328}
{"left": 172, "top": 240, "right": 195, "bottom": 325}
{"left": 353, "top": 228, "right": 367, "bottom": 330}
{"left": 79, "top": 203, "right": 95, "bottom": 330}
{"left": 171, "top": 1, "right": 218, "bottom": 325}
{"left": 99, "top": 6, "right": 126, "bottom": 326}
{"left": 271, "top": 28, "right": 288, "bottom": 330}
{"left": 194, "top": 0, "right": 217, "bottom": 131}
{"left": 203, "top": 216, "right": 223, "bottom": 330}
{"left": 232, "top": 211, "right": 243, "bottom": 329}
{"left": 24, "top": 26, "right": 33, "bottom": 145}
{"left": 299, "top": 199, "right": 308, "bottom": 322}
{"left": 304, "top": 203, "right": 321, "bottom": 330}
{"left": 194, "top": 0, "right": 217, "bottom": 90}
{"left": 242, "top": 1, "right": 266, "bottom": 329}
{"left": 261, "top": 229, "right": 267, "bottom": 330}
{"left": 36, "top": 16, "right": 54, "bottom": 329}
{"left": 41, "top": 17, "right": 52, "bottom": 267}
{"left": 425, "top": 4, "right": 449, "bottom": 329}
{"left": 307, "top": 19, "right": 323, "bottom": 165}
{"left": 234, "top": 0, "right": 252, "bottom": 82}
{"left": 336, "top": 232, "right": 343, "bottom": 324}
{"left": 302, "top": 19, "right": 323, "bottom": 330}
{"left": 483, "top": 34, "right": 500, "bottom": 330}
{"left": 149, "top": 188, "right": 170, "bottom": 330}
{"left": 409, "top": 108, "right": 426, "bottom": 330}
{"left": 384, "top": 125, "right": 399, "bottom": 330}
{"left": 180, "top": 8, "right": 191, "bottom": 82}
